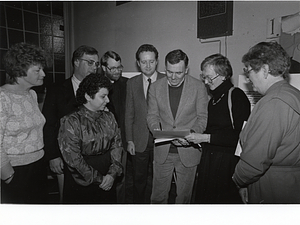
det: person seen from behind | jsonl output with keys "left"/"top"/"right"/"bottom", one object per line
{"left": 232, "top": 41, "right": 300, "bottom": 203}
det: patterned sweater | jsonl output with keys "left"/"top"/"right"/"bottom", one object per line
{"left": 0, "top": 87, "right": 45, "bottom": 171}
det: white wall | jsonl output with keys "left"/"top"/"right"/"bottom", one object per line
{"left": 70, "top": 1, "right": 300, "bottom": 85}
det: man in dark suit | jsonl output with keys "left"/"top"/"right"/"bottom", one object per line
{"left": 42, "top": 45, "right": 99, "bottom": 201}
{"left": 147, "top": 49, "right": 208, "bottom": 203}
{"left": 125, "top": 44, "right": 165, "bottom": 203}
{"left": 100, "top": 51, "right": 128, "bottom": 203}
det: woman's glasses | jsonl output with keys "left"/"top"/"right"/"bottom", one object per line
{"left": 200, "top": 74, "right": 220, "bottom": 83}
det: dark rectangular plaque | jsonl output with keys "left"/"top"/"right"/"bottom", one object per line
{"left": 197, "top": 1, "right": 233, "bottom": 39}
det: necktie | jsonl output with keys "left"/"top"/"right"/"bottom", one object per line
{"left": 146, "top": 78, "right": 151, "bottom": 101}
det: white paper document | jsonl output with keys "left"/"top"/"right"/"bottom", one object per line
{"left": 153, "top": 130, "right": 190, "bottom": 144}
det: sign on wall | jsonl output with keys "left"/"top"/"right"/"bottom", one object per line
{"left": 197, "top": 1, "right": 233, "bottom": 39}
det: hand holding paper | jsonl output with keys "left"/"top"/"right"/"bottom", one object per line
{"left": 152, "top": 129, "right": 191, "bottom": 144}
{"left": 185, "top": 133, "right": 209, "bottom": 144}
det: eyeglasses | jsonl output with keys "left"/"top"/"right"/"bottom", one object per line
{"left": 243, "top": 68, "right": 253, "bottom": 78}
{"left": 106, "top": 65, "right": 124, "bottom": 73}
{"left": 79, "top": 59, "right": 100, "bottom": 67}
{"left": 201, "top": 74, "right": 220, "bottom": 83}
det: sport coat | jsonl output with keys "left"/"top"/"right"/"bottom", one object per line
{"left": 125, "top": 72, "right": 165, "bottom": 153}
{"left": 42, "top": 78, "right": 78, "bottom": 161}
{"left": 147, "top": 75, "right": 208, "bottom": 167}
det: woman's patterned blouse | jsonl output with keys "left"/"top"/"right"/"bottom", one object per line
{"left": 58, "top": 106, "right": 123, "bottom": 186}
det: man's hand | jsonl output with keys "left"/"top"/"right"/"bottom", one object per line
{"left": 49, "top": 157, "right": 64, "bottom": 174}
{"left": 172, "top": 138, "right": 190, "bottom": 147}
{"left": 127, "top": 141, "right": 135, "bottom": 155}
{"left": 239, "top": 187, "right": 248, "bottom": 204}
{"left": 99, "top": 175, "right": 114, "bottom": 191}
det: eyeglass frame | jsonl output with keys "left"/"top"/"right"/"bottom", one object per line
{"left": 200, "top": 73, "right": 220, "bottom": 83}
{"left": 79, "top": 58, "right": 100, "bottom": 67}
{"left": 106, "top": 65, "right": 124, "bottom": 73}
{"left": 243, "top": 67, "right": 254, "bottom": 78}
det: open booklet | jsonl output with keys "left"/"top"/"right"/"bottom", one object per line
{"left": 152, "top": 129, "right": 191, "bottom": 144}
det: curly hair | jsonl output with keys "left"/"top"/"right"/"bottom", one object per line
{"left": 76, "top": 73, "right": 112, "bottom": 105}
{"left": 135, "top": 44, "right": 159, "bottom": 61}
{"left": 165, "top": 49, "right": 189, "bottom": 67}
{"left": 242, "top": 41, "right": 291, "bottom": 78}
{"left": 201, "top": 53, "right": 233, "bottom": 79}
{"left": 3, "top": 42, "right": 50, "bottom": 84}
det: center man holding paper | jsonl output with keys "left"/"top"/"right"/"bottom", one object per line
{"left": 147, "top": 49, "right": 208, "bottom": 203}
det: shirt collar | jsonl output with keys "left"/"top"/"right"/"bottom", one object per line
{"left": 167, "top": 77, "right": 185, "bottom": 87}
{"left": 104, "top": 74, "right": 115, "bottom": 83}
{"left": 72, "top": 74, "right": 81, "bottom": 85}
{"left": 143, "top": 71, "right": 158, "bottom": 82}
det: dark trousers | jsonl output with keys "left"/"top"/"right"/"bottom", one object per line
{"left": 1, "top": 157, "right": 47, "bottom": 204}
{"left": 115, "top": 149, "right": 127, "bottom": 203}
{"left": 63, "top": 151, "right": 117, "bottom": 204}
{"left": 132, "top": 134, "right": 154, "bottom": 203}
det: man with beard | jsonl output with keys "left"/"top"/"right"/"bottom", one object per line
{"left": 100, "top": 51, "right": 128, "bottom": 203}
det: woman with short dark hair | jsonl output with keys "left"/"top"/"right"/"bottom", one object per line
{"left": 58, "top": 73, "right": 123, "bottom": 203}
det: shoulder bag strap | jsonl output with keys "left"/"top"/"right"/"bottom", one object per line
{"left": 228, "top": 86, "right": 235, "bottom": 129}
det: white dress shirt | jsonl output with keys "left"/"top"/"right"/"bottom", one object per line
{"left": 143, "top": 71, "right": 158, "bottom": 98}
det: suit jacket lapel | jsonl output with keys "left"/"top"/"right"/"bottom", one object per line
{"left": 136, "top": 74, "right": 147, "bottom": 109}
{"left": 175, "top": 76, "right": 190, "bottom": 121}
{"left": 63, "top": 78, "right": 77, "bottom": 107}
{"left": 160, "top": 78, "right": 174, "bottom": 122}
{"left": 63, "top": 78, "right": 75, "bottom": 96}
{"left": 157, "top": 72, "right": 165, "bottom": 80}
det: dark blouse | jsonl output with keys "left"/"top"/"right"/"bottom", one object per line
{"left": 58, "top": 106, "right": 123, "bottom": 186}
{"left": 205, "top": 79, "right": 251, "bottom": 152}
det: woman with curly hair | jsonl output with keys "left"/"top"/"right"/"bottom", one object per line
{"left": 0, "top": 42, "right": 50, "bottom": 203}
{"left": 58, "top": 73, "right": 123, "bottom": 203}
